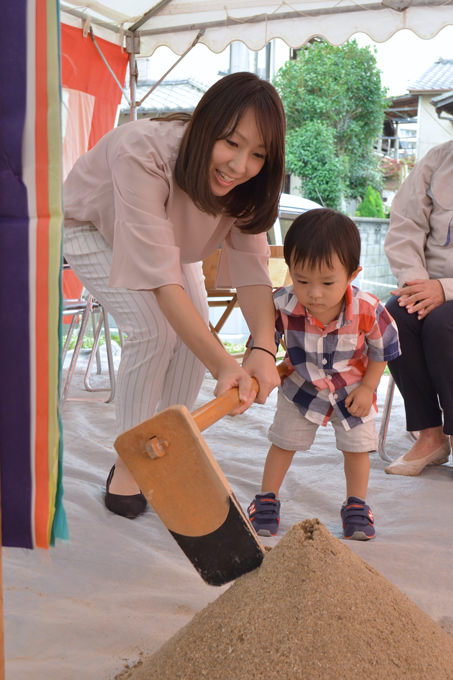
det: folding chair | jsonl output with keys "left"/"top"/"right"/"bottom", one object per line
{"left": 378, "top": 375, "right": 417, "bottom": 462}
{"left": 202, "top": 246, "right": 290, "bottom": 346}
{"left": 61, "top": 287, "right": 117, "bottom": 404}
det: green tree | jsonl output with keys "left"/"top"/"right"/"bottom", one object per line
{"left": 286, "top": 122, "right": 343, "bottom": 209}
{"left": 274, "top": 39, "right": 387, "bottom": 207}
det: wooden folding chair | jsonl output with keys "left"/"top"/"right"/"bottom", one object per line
{"left": 202, "top": 246, "right": 290, "bottom": 345}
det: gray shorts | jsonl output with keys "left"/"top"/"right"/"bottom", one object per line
{"left": 269, "top": 390, "right": 378, "bottom": 453}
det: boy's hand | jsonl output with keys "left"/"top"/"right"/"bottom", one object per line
{"left": 344, "top": 385, "right": 374, "bottom": 418}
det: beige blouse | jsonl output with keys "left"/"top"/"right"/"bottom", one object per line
{"left": 384, "top": 140, "right": 453, "bottom": 301}
{"left": 64, "top": 118, "right": 272, "bottom": 291}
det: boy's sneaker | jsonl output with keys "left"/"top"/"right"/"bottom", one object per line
{"left": 247, "top": 492, "right": 281, "bottom": 536}
{"left": 341, "top": 496, "right": 375, "bottom": 540}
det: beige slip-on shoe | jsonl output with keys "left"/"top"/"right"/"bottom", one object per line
{"left": 385, "top": 440, "right": 450, "bottom": 476}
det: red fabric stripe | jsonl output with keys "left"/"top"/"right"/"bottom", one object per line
{"left": 34, "top": 0, "right": 50, "bottom": 548}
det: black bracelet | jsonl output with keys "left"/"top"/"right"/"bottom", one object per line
{"left": 250, "top": 346, "right": 276, "bottom": 360}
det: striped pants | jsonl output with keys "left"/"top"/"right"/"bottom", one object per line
{"left": 63, "top": 224, "right": 209, "bottom": 434}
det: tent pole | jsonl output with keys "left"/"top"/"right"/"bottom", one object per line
{"left": 127, "top": 33, "right": 140, "bottom": 121}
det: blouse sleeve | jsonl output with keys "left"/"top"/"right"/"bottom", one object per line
{"left": 105, "top": 123, "right": 187, "bottom": 291}
{"left": 215, "top": 227, "right": 272, "bottom": 289}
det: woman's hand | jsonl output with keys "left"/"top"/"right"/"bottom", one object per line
{"left": 213, "top": 358, "right": 258, "bottom": 415}
{"left": 345, "top": 385, "right": 374, "bottom": 418}
{"left": 391, "top": 279, "right": 445, "bottom": 320}
{"left": 241, "top": 349, "right": 280, "bottom": 404}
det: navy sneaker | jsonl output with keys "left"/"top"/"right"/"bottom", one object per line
{"left": 341, "top": 496, "right": 375, "bottom": 540}
{"left": 247, "top": 492, "right": 281, "bottom": 536}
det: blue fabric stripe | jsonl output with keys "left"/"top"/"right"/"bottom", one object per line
{"left": 0, "top": 0, "right": 33, "bottom": 548}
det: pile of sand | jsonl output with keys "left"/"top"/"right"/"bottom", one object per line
{"left": 115, "top": 520, "right": 453, "bottom": 679}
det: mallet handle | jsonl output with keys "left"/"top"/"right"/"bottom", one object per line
{"left": 192, "top": 362, "right": 288, "bottom": 432}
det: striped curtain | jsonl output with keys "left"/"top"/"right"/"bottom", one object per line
{"left": 0, "top": 0, "right": 67, "bottom": 547}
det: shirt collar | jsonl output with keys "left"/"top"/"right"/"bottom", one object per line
{"left": 275, "top": 284, "right": 354, "bottom": 327}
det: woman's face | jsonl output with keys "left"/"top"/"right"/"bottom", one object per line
{"left": 209, "top": 108, "right": 266, "bottom": 196}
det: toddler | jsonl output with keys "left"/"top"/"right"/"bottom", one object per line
{"left": 247, "top": 208, "right": 400, "bottom": 540}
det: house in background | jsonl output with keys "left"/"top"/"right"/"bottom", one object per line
{"left": 379, "top": 58, "right": 453, "bottom": 206}
{"left": 408, "top": 57, "right": 453, "bottom": 158}
{"left": 118, "top": 78, "right": 207, "bottom": 124}
{"left": 382, "top": 59, "right": 453, "bottom": 163}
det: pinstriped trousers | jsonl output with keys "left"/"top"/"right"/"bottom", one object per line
{"left": 63, "top": 224, "right": 209, "bottom": 434}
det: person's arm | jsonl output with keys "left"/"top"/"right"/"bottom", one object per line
{"left": 384, "top": 153, "right": 435, "bottom": 287}
{"left": 154, "top": 284, "right": 257, "bottom": 413}
{"left": 236, "top": 284, "right": 281, "bottom": 403}
{"left": 344, "top": 360, "right": 387, "bottom": 418}
{"left": 384, "top": 145, "right": 453, "bottom": 310}
{"left": 390, "top": 278, "right": 445, "bottom": 320}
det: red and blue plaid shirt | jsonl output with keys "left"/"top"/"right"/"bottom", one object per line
{"left": 274, "top": 284, "right": 401, "bottom": 430}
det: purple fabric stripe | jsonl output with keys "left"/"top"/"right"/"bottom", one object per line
{"left": 0, "top": 0, "right": 33, "bottom": 548}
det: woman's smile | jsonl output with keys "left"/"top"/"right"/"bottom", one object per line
{"left": 209, "top": 107, "right": 266, "bottom": 196}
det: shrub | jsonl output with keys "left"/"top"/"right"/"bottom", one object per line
{"left": 355, "top": 186, "right": 386, "bottom": 218}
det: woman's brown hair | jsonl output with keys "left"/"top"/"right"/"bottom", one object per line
{"left": 171, "top": 72, "right": 286, "bottom": 234}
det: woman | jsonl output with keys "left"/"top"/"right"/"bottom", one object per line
{"left": 384, "top": 140, "right": 453, "bottom": 475}
{"left": 63, "top": 72, "right": 286, "bottom": 517}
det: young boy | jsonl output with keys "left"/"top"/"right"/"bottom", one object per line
{"left": 247, "top": 208, "right": 400, "bottom": 540}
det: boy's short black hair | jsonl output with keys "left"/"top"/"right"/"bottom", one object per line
{"left": 283, "top": 208, "right": 361, "bottom": 276}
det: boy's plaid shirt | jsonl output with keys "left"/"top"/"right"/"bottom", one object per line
{"left": 274, "top": 284, "right": 401, "bottom": 431}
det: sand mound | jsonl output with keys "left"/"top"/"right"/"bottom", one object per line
{"left": 116, "top": 520, "right": 453, "bottom": 680}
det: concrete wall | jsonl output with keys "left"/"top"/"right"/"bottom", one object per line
{"left": 354, "top": 217, "right": 396, "bottom": 303}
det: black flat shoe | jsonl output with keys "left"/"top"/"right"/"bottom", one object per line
{"left": 104, "top": 465, "right": 147, "bottom": 519}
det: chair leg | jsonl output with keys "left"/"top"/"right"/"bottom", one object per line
{"left": 60, "top": 298, "right": 94, "bottom": 404}
{"left": 377, "top": 376, "right": 395, "bottom": 463}
{"left": 378, "top": 375, "right": 418, "bottom": 462}
{"left": 61, "top": 314, "right": 80, "bottom": 367}
{"left": 90, "top": 307, "right": 102, "bottom": 375}
{"left": 83, "top": 305, "right": 116, "bottom": 402}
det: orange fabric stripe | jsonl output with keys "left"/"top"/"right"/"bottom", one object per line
{"left": 34, "top": 0, "right": 50, "bottom": 548}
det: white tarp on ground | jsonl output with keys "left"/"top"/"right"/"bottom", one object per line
{"left": 3, "top": 351, "right": 453, "bottom": 679}
{"left": 60, "top": 0, "right": 453, "bottom": 56}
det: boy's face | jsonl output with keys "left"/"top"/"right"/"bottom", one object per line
{"left": 290, "top": 253, "right": 361, "bottom": 325}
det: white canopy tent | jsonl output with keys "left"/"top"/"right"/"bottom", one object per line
{"left": 60, "top": 0, "right": 453, "bottom": 119}
{"left": 61, "top": 0, "right": 453, "bottom": 55}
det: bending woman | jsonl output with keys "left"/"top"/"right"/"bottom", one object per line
{"left": 384, "top": 141, "right": 453, "bottom": 475}
{"left": 63, "top": 72, "right": 286, "bottom": 516}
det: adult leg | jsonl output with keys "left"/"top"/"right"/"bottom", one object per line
{"left": 386, "top": 296, "right": 443, "bottom": 431}
{"left": 158, "top": 261, "right": 209, "bottom": 411}
{"left": 422, "top": 302, "right": 453, "bottom": 435}
{"left": 64, "top": 226, "right": 208, "bottom": 496}
{"left": 385, "top": 296, "right": 448, "bottom": 467}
